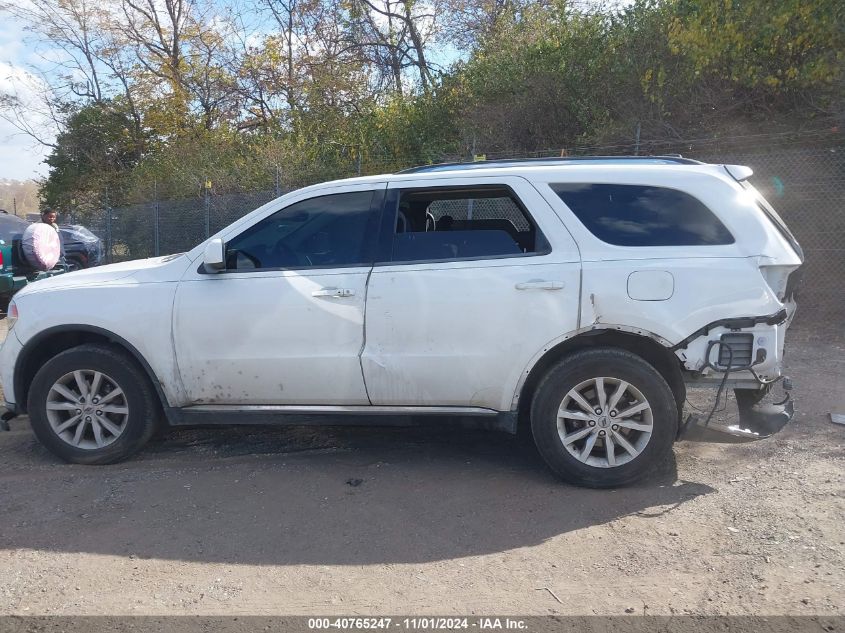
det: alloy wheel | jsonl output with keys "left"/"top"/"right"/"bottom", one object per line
{"left": 556, "top": 376, "right": 653, "bottom": 468}
{"left": 45, "top": 370, "right": 129, "bottom": 450}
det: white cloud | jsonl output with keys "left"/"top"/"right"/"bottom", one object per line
{"left": 0, "top": 9, "right": 58, "bottom": 180}
{"left": 0, "top": 62, "right": 55, "bottom": 180}
{"left": 0, "top": 119, "right": 48, "bottom": 180}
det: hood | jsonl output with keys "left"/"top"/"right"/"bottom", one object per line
{"left": 15, "top": 254, "right": 190, "bottom": 297}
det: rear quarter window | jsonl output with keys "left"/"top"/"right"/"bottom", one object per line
{"left": 551, "top": 183, "right": 734, "bottom": 247}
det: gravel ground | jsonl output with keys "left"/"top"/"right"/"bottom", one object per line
{"left": 0, "top": 319, "right": 842, "bottom": 616}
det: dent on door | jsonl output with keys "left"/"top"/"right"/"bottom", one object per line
{"left": 362, "top": 261, "right": 581, "bottom": 411}
{"left": 173, "top": 270, "right": 372, "bottom": 406}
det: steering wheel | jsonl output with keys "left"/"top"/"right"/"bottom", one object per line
{"left": 270, "top": 240, "right": 306, "bottom": 267}
{"left": 425, "top": 211, "right": 437, "bottom": 232}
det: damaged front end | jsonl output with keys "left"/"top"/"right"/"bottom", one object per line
{"left": 674, "top": 308, "right": 796, "bottom": 441}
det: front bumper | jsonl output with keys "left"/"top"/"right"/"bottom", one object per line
{"left": 0, "top": 324, "right": 23, "bottom": 408}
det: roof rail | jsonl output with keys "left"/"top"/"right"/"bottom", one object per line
{"left": 396, "top": 155, "right": 703, "bottom": 174}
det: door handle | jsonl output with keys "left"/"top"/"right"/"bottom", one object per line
{"left": 311, "top": 287, "right": 355, "bottom": 298}
{"left": 515, "top": 280, "right": 565, "bottom": 291}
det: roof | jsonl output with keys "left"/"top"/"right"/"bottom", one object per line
{"left": 290, "top": 154, "right": 731, "bottom": 196}
{"left": 396, "top": 155, "right": 702, "bottom": 174}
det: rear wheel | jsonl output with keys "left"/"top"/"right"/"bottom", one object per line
{"left": 28, "top": 344, "right": 159, "bottom": 464}
{"left": 530, "top": 348, "right": 678, "bottom": 488}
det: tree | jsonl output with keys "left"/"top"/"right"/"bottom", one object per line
{"left": 346, "top": 0, "right": 443, "bottom": 94}
{"left": 41, "top": 100, "right": 147, "bottom": 215}
{"left": 668, "top": 0, "right": 844, "bottom": 114}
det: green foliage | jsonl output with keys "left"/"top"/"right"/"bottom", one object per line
{"left": 42, "top": 100, "right": 146, "bottom": 219}
{"left": 35, "top": 0, "right": 843, "bottom": 217}
{"left": 669, "top": 0, "right": 845, "bottom": 95}
{"left": 454, "top": 2, "right": 619, "bottom": 150}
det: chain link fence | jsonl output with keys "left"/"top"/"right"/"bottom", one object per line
{"left": 692, "top": 145, "right": 844, "bottom": 337}
{"left": 67, "top": 139, "right": 844, "bottom": 335}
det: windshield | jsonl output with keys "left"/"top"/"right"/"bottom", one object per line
{"left": 59, "top": 225, "right": 99, "bottom": 242}
{"left": 740, "top": 181, "right": 803, "bottom": 261}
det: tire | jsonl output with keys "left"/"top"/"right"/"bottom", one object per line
{"left": 27, "top": 344, "right": 160, "bottom": 464}
{"left": 530, "top": 347, "right": 678, "bottom": 488}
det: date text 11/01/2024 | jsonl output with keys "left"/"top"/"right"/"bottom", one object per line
{"left": 307, "top": 618, "right": 528, "bottom": 630}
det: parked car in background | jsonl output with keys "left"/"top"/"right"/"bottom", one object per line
{"left": 0, "top": 215, "right": 66, "bottom": 312}
{"left": 59, "top": 224, "right": 104, "bottom": 270}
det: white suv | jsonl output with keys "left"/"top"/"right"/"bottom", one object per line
{"left": 0, "top": 157, "right": 802, "bottom": 487}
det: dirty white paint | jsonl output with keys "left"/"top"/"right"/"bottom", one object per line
{"left": 173, "top": 266, "right": 372, "bottom": 405}
{"left": 361, "top": 175, "right": 580, "bottom": 411}
{"left": 0, "top": 162, "right": 804, "bottom": 416}
{"left": 3, "top": 255, "right": 192, "bottom": 406}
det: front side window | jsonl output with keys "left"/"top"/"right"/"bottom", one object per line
{"left": 551, "top": 183, "right": 734, "bottom": 247}
{"left": 389, "top": 186, "right": 548, "bottom": 263}
{"left": 225, "top": 191, "right": 377, "bottom": 270}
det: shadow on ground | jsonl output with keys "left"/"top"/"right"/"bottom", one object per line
{"left": 0, "top": 421, "right": 714, "bottom": 566}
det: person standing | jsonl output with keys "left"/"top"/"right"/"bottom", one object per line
{"left": 40, "top": 209, "right": 59, "bottom": 230}
{"left": 39, "top": 208, "right": 66, "bottom": 268}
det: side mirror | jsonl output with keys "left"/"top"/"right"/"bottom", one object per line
{"left": 203, "top": 238, "right": 225, "bottom": 272}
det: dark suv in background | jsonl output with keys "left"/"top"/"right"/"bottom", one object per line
{"left": 58, "top": 224, "right": 104, "bottom": 271}
{"left": 0, "top": 214, "right": 104, "bottom": 310}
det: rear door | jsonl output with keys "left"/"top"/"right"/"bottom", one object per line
{"left": 361, "top": 175, "right": 581, "bottom": 412}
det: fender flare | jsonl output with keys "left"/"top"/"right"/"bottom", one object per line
{"left": 510, "top": 324, "right": 678, "bottom": 411}
{"left": 14, "top": 324, "right": 171, "bottom": 414}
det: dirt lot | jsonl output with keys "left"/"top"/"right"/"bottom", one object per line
{"left": 0, "top": 319, "right": 842, "bottom": 616}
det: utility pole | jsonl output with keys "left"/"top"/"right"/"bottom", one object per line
{"left": 104, "top": 188, "right": 112, "bottom": 264}
{"left": 204, "top": 179, "right": 211, "bottom": 238}
{"left": 634, "top": 122, "right": 641, "bottom": 156}
{"left": 153, "top": 179, "right": 160, "bottom": 257}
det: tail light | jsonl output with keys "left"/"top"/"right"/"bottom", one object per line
{"left": 0, "top": 249, "right": 4, "bottom": 268}
{"left": 759, "top": 264, "right": 800, "bottom": 302}
{"left": 7, "top": 300, "right": 17, "bottom": 329}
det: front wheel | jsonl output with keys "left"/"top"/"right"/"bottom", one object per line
{"left": 27, "top": 344, "right": 160, "bottom": 464}
{"left": 530, "top": 348, "right": 678, "bottom": 488}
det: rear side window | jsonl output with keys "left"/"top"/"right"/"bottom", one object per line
{"left": 389, "top": 185, "right": 549, "bottom": 263}
{"left": 551, "top": 183, "right": 734, "bottom": 246}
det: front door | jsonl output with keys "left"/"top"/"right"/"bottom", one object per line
{"left": 173, "top": 184, "right": 384, "bottom": 405}
{"left": 361, "top": 176, "right": 581, "bottom": 412}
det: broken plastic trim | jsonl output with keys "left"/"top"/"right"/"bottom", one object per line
{"left": 670, "top": 309, "right": 788, "bottom": 352}
{"left": 682, "top": 392, "right": 794, "bottom": 442}
{"left": 0, "top": 407, "right": 15, "bottom": 431}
